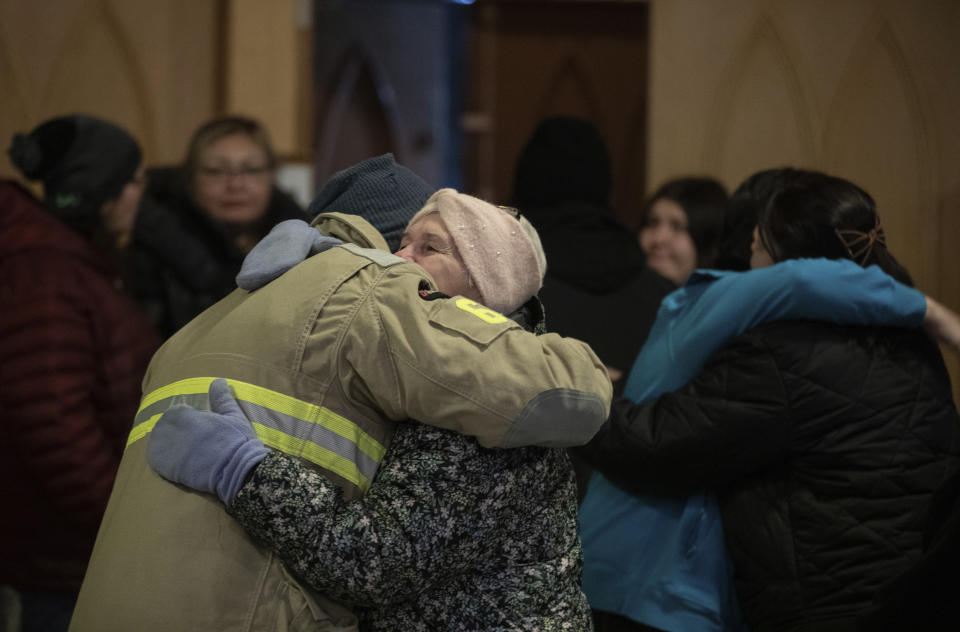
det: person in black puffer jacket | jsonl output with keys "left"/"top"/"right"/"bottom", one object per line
{"left": 129, "top": 116, "right": 308, "bottom": 338}
{"left": 579, "top": 169, "right": 960, "bottom": 632}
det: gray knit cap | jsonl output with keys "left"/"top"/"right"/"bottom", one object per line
{"left": 308, "top": 153, "right": 435, "bottom": 252}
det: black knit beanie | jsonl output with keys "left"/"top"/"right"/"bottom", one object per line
{"left": 308, "top": 153, "right": 435, "bottom": 253}
{"left": 8, "top": 114, "right": 142, "bottom": 230}
{"left": 512, "top": 116, "right": 612, "bottom": 208}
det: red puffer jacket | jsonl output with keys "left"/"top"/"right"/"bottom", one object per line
{"left": 0, "top": 180, "right": 160, "bottom": 590}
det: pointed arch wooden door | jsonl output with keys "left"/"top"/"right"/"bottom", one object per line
{"left": 464, "top": 1, "right": 650, "bottom": 227}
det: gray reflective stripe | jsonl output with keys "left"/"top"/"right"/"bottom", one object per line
{"left": 133, "top": 393, "right": 208, "bottom": 427}
{"left": 237, "top": 398, "right": 380, "bottom": 483}
{"left": 339, "top": 242, "right": 405, "bottom": 267}
{"left": 129, "top": 385, "right": 382, "bottom": 490}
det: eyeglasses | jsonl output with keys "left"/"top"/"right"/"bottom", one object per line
{"left": 496, "top": 205, "right": 523, "bottom": 221}
{"left": 198, "top": 165, "right": 271, "bottom": 181}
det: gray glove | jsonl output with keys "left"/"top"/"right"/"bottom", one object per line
{"left": 147, "top": 378, "right": 268, "bottom": 505}
{"left": 237, "top": 219, "right": 342, "bottom": 290}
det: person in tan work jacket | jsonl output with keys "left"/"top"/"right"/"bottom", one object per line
{"left": 146, "top": 188, "right": 595, "bottom": 630}
{"left": 71, "top": 157, "right": 612, "bottom": 631}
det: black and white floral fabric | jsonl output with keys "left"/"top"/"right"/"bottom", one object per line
{"left": 230, "top": 421, "right": 591, "bottom": 631}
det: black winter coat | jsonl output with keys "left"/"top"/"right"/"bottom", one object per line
{"left": 523, "top": 201, "right": 674, "bottom": 391}
{"left": 523, "top": 201, "right": 674, "bottom": 500}
{"left": 128, "top": 167, "right": 307, "bottom": 338}
{"left": 580, "top": 320, "right": 960, "bottom": 632}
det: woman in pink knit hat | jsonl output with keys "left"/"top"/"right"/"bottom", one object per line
{"left": 396, "top": 187, "right": 547, "bottom": 316}
{"left": 148, "top": 187, "right": 595, "bottom": 631}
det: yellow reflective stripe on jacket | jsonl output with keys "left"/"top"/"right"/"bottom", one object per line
{"left": 128, "top": 377, "right": 387, "bottom": 491}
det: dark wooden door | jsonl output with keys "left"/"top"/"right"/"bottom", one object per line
{"left": 464, "top": 1, "right": 650, "bottom": 227}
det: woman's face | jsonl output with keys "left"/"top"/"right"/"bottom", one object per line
{"left": 192, "top": 133, "right": 273, "bottom": 225}
{"left": 639, "top": 198, "right": 698, "bottom": 285}
{"left": 100, "top": 167, "right": 147, "bottom": 249}
{"left": 750, "top": 226, "right": 776, "bottom": 269}
{"left": 395, "top": 214, "right": 483, "bottom": 302}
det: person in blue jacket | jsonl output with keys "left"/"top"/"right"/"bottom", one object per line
{"left": 578, "top": 168, "right": 960, "bottom": 632}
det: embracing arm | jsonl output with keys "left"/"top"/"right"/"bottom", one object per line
{"left": 923, "top": 296, "right": 960, "bottom": 352}
{"left": 722, "top": 259, "right": 960, "bottom": 350}
{"left": 344, "top": 269, "right": 613, "bottom": 449}
{"left": 228, "top": 424, "right": 538, "bottom": 606}
{"left": 147, "top": 380, "right": 572, "bottom": 606}
{"left": 628, "top": 260, "right": 928, "bottom": 400}
{"left": 579, "top": 334, "right": 794, "bottom": 495}
{"left": 707, "top": 259, "right": 926, "bottom": 338}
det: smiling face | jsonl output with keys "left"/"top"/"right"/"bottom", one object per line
{"left": 192, "top": 133, "right": 273, "bottom": 225}
{"left": 639, "top": 198, "right": 698, "bottom": 285}
{"left": 395, "top": 213, "right": 483, "bottom": 302}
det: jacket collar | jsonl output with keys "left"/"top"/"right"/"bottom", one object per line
{"left": 310, "top": 212, "right": 390, "bottom": 251}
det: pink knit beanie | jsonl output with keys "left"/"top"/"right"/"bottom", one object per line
{"left": 409, "top": 188, "right": 546, "bottom": 315}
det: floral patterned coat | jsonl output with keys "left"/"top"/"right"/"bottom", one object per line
{"left": 230, "top": 419, "right": 591, "bottom": 631}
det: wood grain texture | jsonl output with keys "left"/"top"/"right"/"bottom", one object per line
{"left": 0, "top": 0, "right": 218, "bottom": 175}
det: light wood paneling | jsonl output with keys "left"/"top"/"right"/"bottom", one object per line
{"left": 0, "top": 0, "right": 219, "bottom": 175}
{"left": 226, "top": 0, "right": 313, "bottom": 159}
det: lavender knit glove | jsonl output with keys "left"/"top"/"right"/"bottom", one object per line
{"left": 147, "top": 379, "right": 267, "bottom": 505}
{"left": 236, "top": 219, "right": 342, "bottom": 291}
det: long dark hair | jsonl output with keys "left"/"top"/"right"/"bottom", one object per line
{"left": 757, "top": 169, "right": 913, "bottom": 286}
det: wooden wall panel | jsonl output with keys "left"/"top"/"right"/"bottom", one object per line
{"left": 226, "top": 0, "right": 312, "bottom": 158}
{"left": 648, "top": 0, "right": 960, "bottom": 399}
{"left": 704, "top": 15, "right": 817, "bottom": 179}
{"left": 824, "top": 18, "right": 935, "bottom": 289}
{"left": 0, "top": 0, "right": 218, "bottom": 177}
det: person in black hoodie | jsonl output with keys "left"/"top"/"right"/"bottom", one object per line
{"left": 130, "top": 116, "right": 308, "bottom": 338}
{"left": 512, "top": 117, "right": 675, "bottom": 394}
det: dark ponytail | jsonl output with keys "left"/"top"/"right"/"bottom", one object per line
{"left": 757, "top": 169, "right": 913, "bottom": 287}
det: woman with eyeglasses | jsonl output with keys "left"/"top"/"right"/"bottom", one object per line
{"left": 130, "top": 115, "right": 308, "bottom": 338}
